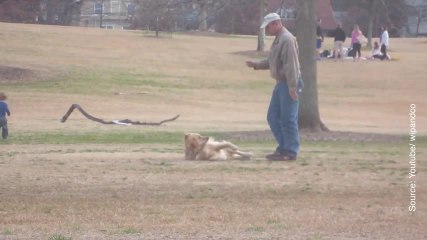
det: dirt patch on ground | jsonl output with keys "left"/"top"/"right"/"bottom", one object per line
{"left": 222, "top": 130, "right": 404, "bottom": 143}
{"left": 0, "top": 65, "right": 35, "bottom": 83}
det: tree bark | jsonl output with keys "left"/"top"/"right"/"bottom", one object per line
{"left": 416, "top": 8, "right": 422, "bottom": 36}
{"left": 367, "top": 0, "right": 379, "bottom": 48}
{"left": 99, "top": 0, "right": 104, "bottom": 28}
{"left": 39, "top": 0, "right": 48, "bottom": 23}
{"left": 295, "top": 0, "right": 323, "bottom": 131}
{"left": 257, "top": 0, "right": 268, "bottom": 51}
{"left": 198, "top": 0, "right": 208, "bottom": 31}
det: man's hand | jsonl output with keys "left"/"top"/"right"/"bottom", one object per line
{"left": 246, "top": 61, "right": 256, "bottom": 69}
{"left": 289, "top": 89, "right": 298, "bottom": 101}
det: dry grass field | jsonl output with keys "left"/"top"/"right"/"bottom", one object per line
{"left": 0, "top": 22, "right": 426, "bottom": 239}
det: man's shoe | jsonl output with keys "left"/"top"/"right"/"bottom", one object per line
{"left": 266, "top": 154, "right": 296, "bottom": 161}
{"left": 265, "top": 153, "right": 278, "bottom": 160}
{"left": 265, "top": 149, "right": 282, "bottom": 160}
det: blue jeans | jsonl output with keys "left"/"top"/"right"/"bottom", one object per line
{"left": 267, "top": 79, "right": 303, "bottom": 156}
{"left": 0, "top": 117, "right": 8, "bottom": 139}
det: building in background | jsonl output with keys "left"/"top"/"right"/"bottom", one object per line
{"left": 78, "top": 0, "right": 136, "bottom": 29}
{"left": 268, "top": 0, "right": 337, "bottom": 33}
{"left": 404, "top": 0, "right": 427, "bottom": 35}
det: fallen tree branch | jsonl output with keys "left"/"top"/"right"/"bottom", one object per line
{"left": 60, "top": 104, "right": 180, "bottom": 126}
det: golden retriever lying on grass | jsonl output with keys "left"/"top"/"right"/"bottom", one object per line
{"left": 184, "top": 133, "right": 253, "bottom": 161}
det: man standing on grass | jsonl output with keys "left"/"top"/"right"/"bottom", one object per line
{"left": 246, "top": 13, "right": 303, "bottom": 161}
{"left": 316, "top": 18, "right": 324, "bottom": 59}
{"left": 380, "top": 25, "right": 389, "bottom": 60}
{"left": 332, "top": 23, "right": 346, "bottom": 61}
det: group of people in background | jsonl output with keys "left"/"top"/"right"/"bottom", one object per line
{"left": 317, "top": 18, "right": 391, "bottom": 62}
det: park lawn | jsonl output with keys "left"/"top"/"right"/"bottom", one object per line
{"left": 0, "top": 22, "right": 426, "bottom": 239}
{"left": 0, "top": 137, "right": 426, "bottom": 239}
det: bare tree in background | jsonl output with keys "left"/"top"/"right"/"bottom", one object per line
{"left": 196, "top": 0, "right": 208, "bottom": 31}
{"left": 365, "top": 0, "right": 402, "bottom": 47}
{"left": 135, "top": 0, "right": 231, "bottom": 35}
{"left": 194, "top": 0, "right": 232, "bottom": 31}
{"left": 215, "top": 0, "right": 259, "bottom": 35}
{"left": 136, "top": 0, "right": 176, "bottom": 36}
{"left": 0, "top": 0, "right": 82, "bottom": 25}
{"left": 0, "top": 0, "right": 41, "bottom": 23}
{"left": 366, "top": 0, "right": 380, "bottom": 48}
{"left": 98, "top": 0, "right": 104, "bottom": 28}
{"left": 37, "top": 0, "right": 81, "bottom": 25}
{"left": 415, "top": 7, "right": 427, "bottom": 36}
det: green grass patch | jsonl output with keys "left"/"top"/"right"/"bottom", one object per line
{"left": 414, "top": 136, "right": 427, "bottom": 146}
{"left": 246, "top": 225, "right": 265, "bottom": 232}
{"left": 9, "top": 65, "right": 251, "bottom": 95}
{"left": 48, "top": 234, "right": 71, "bottom": 240}
{"left": 0, "top": 130, "right": 183, "bottom": 145}
{"left": 12, "top": 66, "right": 200, "bottom": 95}
{"left": 42, "top": 206, "right": 53, "bottom": 214}
{"left": 121, "top": 227, "right": 141, "bottom": 234}
{"left": 309, "top": 233, "right": 325, "bottom": 240}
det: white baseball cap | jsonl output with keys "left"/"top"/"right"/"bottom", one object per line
{"left": 260, "top": 12, "right": 281, "bottom": 29}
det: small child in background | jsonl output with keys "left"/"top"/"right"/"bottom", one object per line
{"left": 0, "top": 92, "right": 11, "bottom": 139}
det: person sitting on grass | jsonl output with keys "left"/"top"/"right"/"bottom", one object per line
{"left": 368, "top": 41, "right": 383, "bottom": 60}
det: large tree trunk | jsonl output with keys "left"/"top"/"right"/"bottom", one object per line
{"left": 416, "top": 8, "right": 422, "bottom": 36}
{"left": 198, "top": 0, "right": 208, "bottom": 31}
{"left": 39, "top": 0, "right": 48, "bottom": 23}
{"left": 46, "top": 0, "right": 58, "bottom": 24}
{"left": 257, "top": 0, "right": 268, "bottom": 51}
{"left": 295, "top": 0, "right": 324, "bottom": 131}
{"left": 99, "top": 0, "right": 104, "bottom": 28}
{"left": 367, "top": 0, "right": 379, "bottom": 48}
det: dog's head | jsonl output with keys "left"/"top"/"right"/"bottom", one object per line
{"left": 184, "top": 133, "right": 209, "bottom": 160}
